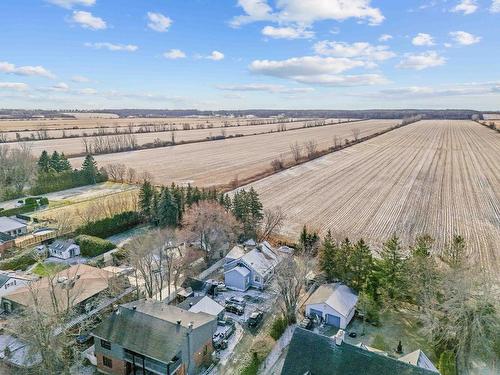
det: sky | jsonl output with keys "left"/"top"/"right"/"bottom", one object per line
{"left": 0, "top": 0, "right": 499, "bottom": 110}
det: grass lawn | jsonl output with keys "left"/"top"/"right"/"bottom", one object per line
{"left": 32, "top": 262, "right": 69, "bottom": 276}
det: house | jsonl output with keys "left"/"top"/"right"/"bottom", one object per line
{"left": 178, "top": 296, "right": 225, "bottom": 320}
{"left": 1, "top": 264, "right": 114, "bottom": 314}
{"left": 399, "top": 350, "right": 440, "bottom": 373}
{"left": 305, "top": 283, "right": 358, "bottom": 329}
{"left": 0, "top": 217, "right": 28, "bottom": 238}
{"left": 280, "top": 328, "right": 439, "bottom": 375}
{"left": 48, "top": 239, "right": 80, "bottom": 260}
{"left": 224, "top": 241, "right": 282, "bottom": 291}
{"left": 0, "top": 271, "right": 37, "bottom": 299}
{"left": 92, "top": 300, "right": 217, "bottom": 375}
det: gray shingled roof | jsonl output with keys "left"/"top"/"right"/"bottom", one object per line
{"left": 281, "top": 328, "right": 438, "bottom": 375}
{"left": 0, "top": 217, "right": 26, "bottom": 233}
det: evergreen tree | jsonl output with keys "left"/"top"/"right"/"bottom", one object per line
{"left": 348, "top": 239, "right": 373, "bottom": 291}
{"left": 298, "top": 225, "right": 320, "bottom": 255}
{"left": 59, "top": 153, "right": 72, "bottom": 171}
{"left": 337, "top": 238, "right": 353, "bottom": 282}
{"left": 185, "top": 184, "right": 193, "bottom": 207}
{"left": 37, "top": 151, "right": 50, "bottom": 173}
{"left": 81, "top": 154, "right": 98, "bottom": 184}
{"left": 377, "top": 235, "right": 408, "bottom": 304}
{"left": 159, "top": 188, "right": 179, "bottom": 227}
{"left": 319, "top": 230, "right": 337, "bottom": 281}
{"left": 49, "top": 151, "right": 61, "bottom": 172}
{"left": 223, "top": 194, "right": 232, "bottom": 212}
{"left": 150, "top": 189, "right": 160, "bottom": 226}
{"left": 139, "top": 180, "right": 154, "bottom": 219}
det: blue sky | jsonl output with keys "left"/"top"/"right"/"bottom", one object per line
{"left": 0, "top": 0, "right": 499, "bottom": 110}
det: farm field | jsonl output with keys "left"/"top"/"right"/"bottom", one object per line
{"left": 69, "top": 119, "right": 400, "bottom": 187}
{"left": 0, "top": 115, "right": 307, "bottom": 133}
{"left": 242, "top": 120, "right": 500, "bottom": 274}
{"left": 4, "top": 118, "right": 351, "bottom": 156}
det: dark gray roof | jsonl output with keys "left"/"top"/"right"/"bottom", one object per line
{"left": 177, "top": 296, "right": 205, "bottom": 310}
{"left": 0, "top": 217, "right": 26, "bottom": 233}
{"left": 0, "top": 274, "right": 11, "bottom": 288}
{"left": 48, "top": 239, "right": 75, "bottom": 252}
{"left": 92, "top": 306, "right": 188, "bottom": 364}
{"left": 281, "top": 328, "right": 438, "bottom": 375}
{"left": 0, "top": 232, "right": 14, "bottom": 243}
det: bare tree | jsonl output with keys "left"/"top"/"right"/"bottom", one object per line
{"left": 127, "top": 167, "right": 137, "bottom": 183}
{"left": 182, "top": 201, "right": 241, "bottom": 263}
{"left": 290, "top": 142, "right": 302, "bottom": 162}
{"left": 304, "top": 139, "right": 318, "bottom": 159}
{"left": 81, "top": 137, "right": 90, "bottom": 154}
{"left": 351, "top": 128, "right": 361, "bottom": 141}
{"left": 258, "top": 207, "right": 286, "bottom": 242}
{"left": 274, "top": 256, "right": 310, "bottom": 323}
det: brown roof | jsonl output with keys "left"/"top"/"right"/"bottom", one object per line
{"left": 3, "top": 264, "right": 113, "bottom": 314}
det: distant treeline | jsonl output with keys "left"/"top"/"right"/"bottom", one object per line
{"left": 0, "top": 108, "right": 487, "bottom": 120}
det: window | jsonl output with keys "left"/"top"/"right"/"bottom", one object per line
{"left": 103, "top": 356, "right": 112, "bottom": 368}
{"left": 100, "top": 339, "right": 111, "bottom": 350}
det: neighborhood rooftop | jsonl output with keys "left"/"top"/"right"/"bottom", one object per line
{"left": 307, "top": 283, "right": 358, "bottom": 318}
{"left": 281, "top": 328, "right": 438, "bottom": 375}
{"left": 0, "top": 217, "right": 27, "bottom": 233}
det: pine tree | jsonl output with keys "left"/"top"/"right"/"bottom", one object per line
{"left": 81, "top": 154, "right": 98, "bottom": 184}
{"left": 348, "top": 239, "right": 373, "bottom": 291}
{"left": 159, "top": 188, "right": 179, "bottom": 227}
{"left": 49, "top": 151, "right": 61, "bottom": 172}
{"left": 37, "top": 151, "right": 50, "bottom": 173}
{"left": 150, "top": 189, "right": 160, "bottom": 226}
{"left": 377, "top": 235, "right": 408, "bottom": 304}
{"left": 139, "top": 180, "right": 154, "bottom": 219}
{"left": 186, "top": 184, "right": 193, "bottom": 207}
{"left": 59, "top": 153, "right": 72, "bottom": 171}
{"left": 223, "top": 194, "right": 232, "bottom": 212}
{"left": 319, "top": 230, "right": 337, "bottom": 281}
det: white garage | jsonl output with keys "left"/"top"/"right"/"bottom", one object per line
{"left": 305, "top": 283, "right": 358, "bottom": 329}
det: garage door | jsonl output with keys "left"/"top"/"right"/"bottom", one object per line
{"left": 326, "top": 314, "right": 341, "bottom": 327}
{"left": 309, "top": 308, "right": 323, "bottom": 319}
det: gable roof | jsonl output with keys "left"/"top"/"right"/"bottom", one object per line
{"left": 48, "top": 239, "right": 77, "bottom": 252}
{"left": 281, "top": 328, "right": 438, "bottom": 375}
{"left": 0, "top": 217, "right": 27, "bottom": 233}
{"left": 399, "top": 350, "right": 440, "bottom": 373}
{"left": 227, "top": 266, "right": 251, "bottom": 277}
{"left": 225, "top": 245, "right": 246, "bottom": 261}
{"left": 187, "top": 296, "right": 224, "bottom": 317}
{"left": 0, "top": 271, "right": 35, "bottom": 288}
{"left": 3, "top": 264, "right": 112, "bottom": 314}
{"left": 306, "top": 283, "right": 358, "bottom": 318}
{"left": 240, "top": 246, "right": 280, "bottom": 276}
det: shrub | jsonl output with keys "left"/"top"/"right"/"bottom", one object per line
{"left": 371, "top": 334, "right": 390, "bottom": 352}
{"left": 75, "top": 235, "right": 115, "bottom": 257}
{"left": 438, "top": 350, "right": 456, "bottom": 375}
{"left": 270, "top": 158, "right": 284, "bottom": 171}
{"left": 270, "top": 316, "right": 288, "bottom": 340}
{"left": 0, "top": 250, "right": 38, "bottom": 271}
{"left": 75, "top": 211, "right": 142, "bottom": 238}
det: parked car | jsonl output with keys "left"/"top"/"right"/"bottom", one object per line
{"left": 215, "top": 283, "right": 227, "bottom": 293}
{"left": 299, "top": 317, "right": 313, "bottom": 330}
{"left": 212, "top": 333, "right": 228, "bottom": 350}
{"left": 225, "top": 303, "right": 244, "bottom": 316}
{"left": 226, "top": 296, "right": 246, "bottom": 307}
{"left": 248, "top": 311, "right": 264, "bottom": 328}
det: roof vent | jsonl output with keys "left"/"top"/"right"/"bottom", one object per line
{"left": 334, "top": 329, "right": 345, "bottom": 346}
{"left": 132, "top": 305, "right": 137, "bottom": 310}
{"left": 177, "top": 320, "right": 182, "bottom": 325}
{"left": 189, "top": 303, "right": 193, "bottom": 307}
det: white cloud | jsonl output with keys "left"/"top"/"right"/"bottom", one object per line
{"left": 207, "top": 51, "right": 225, "bottom": 61}
{"left": 452, "top": 0, "right": 478, "bottom": 14}
{"left": 46, "top": 0, "right": 95, "bottom": 9}
{"left": 71, "top": 75, "right": 90, "bottom": 82}
{"left": 232, "top": 0, "right": 384, "bottom": 27}
{"left": 378, "top": 34, "right": 392, "bottom": 42}
{"left": 50, "top": 82, "right": 70, "bottom": 91}
{"left": 249, "top": 56, "right": 387, "bottom": 86}
{"left": 492, "top": 0, "right": 500, "bottom": 12}
{"left": 163, "top": 49, "right": 186, "bottom": 59}
{"left": 78, "top": 88, "right": 98, "bottom": 95}
{"left": 261, "top": 25, "right": 314, "bottom": 39}
{"left": 72, "top": 11, "right": 106, "bottom": 30}
{"left": 84, "top": 42, "right": 138, "bottom": 52}
{"left": 397, "top": 51, "right": 445, "bottom": 70}
{"left": 217, "top": 83, "right": 314, "bottom": 94}
{"left": 412, "top": 33, "right": 435, "bottom": 46}
{"left": 0, "top": 61, "right": 55, "bottom": 78}
{"left": 373, "top": 81, "right": 500, "bottom": 98}
{"left": 0, "top": 82, "right": 29, "bottom": 91}
{"left": 147, "top": 12, "right": 172, "bottom": 32}
{"left": 449, "top": 31, "right": 481, "bottom": 45}
{"left": 313, "top": 40, "right": 396, "bottom": 61}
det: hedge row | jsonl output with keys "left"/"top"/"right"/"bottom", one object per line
{"left": 75, "top": 235, "right": 115, "bottom": 257}
{"left": 75, "top": 211, "right": 142, "bottom": 239}
{"left": 0, "top": 250, "right": 38, "bottom": 271}
{"left": 0, "top": 197, "right": 48, "bottom": 217}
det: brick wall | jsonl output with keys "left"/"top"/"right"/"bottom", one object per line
{"left": 96, "top": 352, "right": 126, "bottom": 375}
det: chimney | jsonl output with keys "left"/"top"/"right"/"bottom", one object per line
{"left": 177, "top": 320, "right": 182, "bottom": 325}
{"left": 334, "top": 330, "right": 345, "bottom": 346}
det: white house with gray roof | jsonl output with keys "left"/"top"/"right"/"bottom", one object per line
{"left": 48, "top": 239, "right": 80, "bottom": 260}
{"left": 0, "top": 217, "right": 27, "bottom": 238}
{"left": 224, "top": 241, "right": 283, "bottom": 291}
{"left": 305, "top": 283, "right": 358, "bottom": 329}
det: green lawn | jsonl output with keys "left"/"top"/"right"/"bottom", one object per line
{"left": 31, "top": 262, "right": 68, "bottom": 277}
